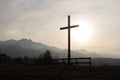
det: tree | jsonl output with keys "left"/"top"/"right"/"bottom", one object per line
{"left": 43, "top": 50, "right": 52, "bottom": 61}
{"left": 15, "top": 57, "right": 23, "bottom": 63}
{"left": 36, "top": 50, "right": 53, "bottom": 64}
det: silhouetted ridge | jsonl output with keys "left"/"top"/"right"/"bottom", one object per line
{"left": 0, "top": 38, "right": 100, "bottom": 58}
{"left": 18, "top": 39, "right": 32, "bottom": 42}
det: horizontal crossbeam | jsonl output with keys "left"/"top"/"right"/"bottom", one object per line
{"left": 60, "top": 25, "right": 79, "bottom": 30}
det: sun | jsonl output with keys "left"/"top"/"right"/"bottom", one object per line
{"left": 71, "top": 21, "right": 93, "bottom": 43}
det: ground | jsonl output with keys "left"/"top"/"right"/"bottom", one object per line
{"left": 0, "top": 64, "right": 120, "bottom": 80}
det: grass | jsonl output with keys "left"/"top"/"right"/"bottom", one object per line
{"left": 0, "top": 64, "right": 120, "bottom": 80}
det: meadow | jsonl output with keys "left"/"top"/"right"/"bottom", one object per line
{"left": 0, "top": 64, "right": 120, "bottom": 80}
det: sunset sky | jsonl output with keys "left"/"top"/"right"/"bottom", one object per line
{"left": 0, "top": 0, "right": 120, "bottom": 56}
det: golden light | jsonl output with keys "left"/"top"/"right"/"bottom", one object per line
{"left": 71, "top": 20, "right": 93, "bottom": 43}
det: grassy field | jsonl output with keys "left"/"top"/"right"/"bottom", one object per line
{"left": 0, "top": 64, "right": 120, "bottom": 80}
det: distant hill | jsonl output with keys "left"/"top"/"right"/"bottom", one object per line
{"left": 0, "top": 39, "right": 101, "bottom": 58}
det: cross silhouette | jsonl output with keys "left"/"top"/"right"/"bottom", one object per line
{"left": 60, "top": 15, "right": 79, "bottom": 65}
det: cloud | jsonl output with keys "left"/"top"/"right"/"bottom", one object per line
{"left": 0, "top": 0, "right": 120, "bottom": 54}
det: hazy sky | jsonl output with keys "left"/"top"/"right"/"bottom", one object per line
{"left": 0, "top": 0, "right": 120, "bottom": 56}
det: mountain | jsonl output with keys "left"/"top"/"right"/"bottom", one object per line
{"left": 0, "top": 39, "right": 100, "bottom": 58}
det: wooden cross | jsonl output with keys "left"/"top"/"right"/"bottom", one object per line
{"left": 60, "top": 15, "right": 79, "bottom": 65}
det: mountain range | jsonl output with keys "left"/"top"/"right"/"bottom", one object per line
{"left": 0, "top": 39, "right": 100, "bottom": 58}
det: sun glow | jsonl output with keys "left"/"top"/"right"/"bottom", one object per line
{"left": 71, "top": 21, "right": 93, "bottom": 43}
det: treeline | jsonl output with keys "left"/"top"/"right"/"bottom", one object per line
{"left": 1, "top": 50, "right": 120, "bottom": 66}
{"left": 0, "top": 50, "right": 53, "bottom": 64}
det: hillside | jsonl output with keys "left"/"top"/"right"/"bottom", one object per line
{"left": 0, "top": 39, "right": 100, "bottom": 58}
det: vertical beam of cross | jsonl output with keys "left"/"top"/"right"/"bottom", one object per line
{"left": 60, "top": 15, "right": 79, "bottom": 65}
{"left": 68, "top": 15, "right": 70, "bottom": 64}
